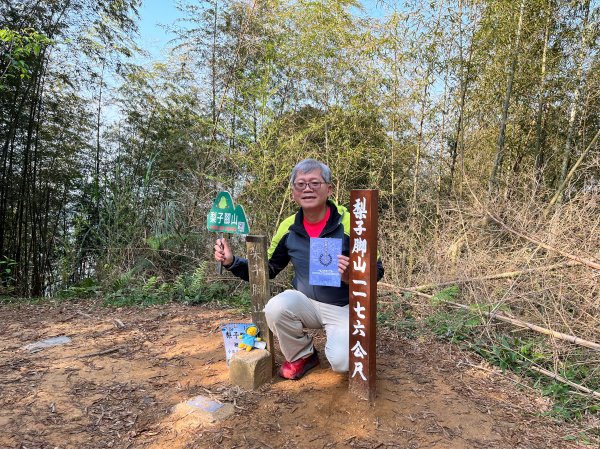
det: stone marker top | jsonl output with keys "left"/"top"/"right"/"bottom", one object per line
{"left": 23, "top": 335, "right": 72, "bottom": 353}
{"left": 171, "top": 394, "right": 234, "bottom": 424}
{"left": 187, "top": 396, "right": 225, "bottom": 413}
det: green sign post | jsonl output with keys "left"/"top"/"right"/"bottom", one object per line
{"left": 207, "top": 191, "right": 250, "bottom": 273}
{"left": 207, "top": 191, "right": 250, "bottom": 235}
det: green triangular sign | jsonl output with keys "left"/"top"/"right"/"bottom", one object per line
{"left": 207, "top": 191, "right": 250, "bottom": 235}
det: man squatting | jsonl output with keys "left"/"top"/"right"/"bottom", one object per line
{"left": 214, "top": 159, "right": 384, "bottom": 380}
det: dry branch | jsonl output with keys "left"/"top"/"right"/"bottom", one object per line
{"left": 471, "top": 307, "right": 600, "bottom": 352}
{"left": 78, "top": 347, "right": 122, "bottom": 358}
{"left": 486, "top": 212, "right": 600, "bottom": 271}
{"left": 379, "top": 283, "right": 600, "bottom": 352}
{"left": 379, "top": 282, "right": 431, "bottom": 299}
{"left": 404, "top": 261, "right": 580, "bottom": 292}
{"left": 111, "top": 318, "right": 125, "bottom": 329}
{"left": 547, "top": 127, "right": 600, "bottom": 209}
{"left": 530, "top": 366, "right": 600, "bottom": 400}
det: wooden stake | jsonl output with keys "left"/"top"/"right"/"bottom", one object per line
{"left": 246, "top": 235, "right": 275, "bottom": 373}
{"left": 349, "top": 190, "right": 378, "bottom": 402}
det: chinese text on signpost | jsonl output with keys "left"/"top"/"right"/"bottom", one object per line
{"left": 348, "top": 190, "right": 378, "bottom": 402}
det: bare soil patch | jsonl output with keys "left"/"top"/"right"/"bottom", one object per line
{"left": 0, "top": 301, "right": 592, "bottom": 448}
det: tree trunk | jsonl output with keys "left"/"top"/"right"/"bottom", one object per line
{"left": 557, "top": 0, "right": 591, "bottom": 198}
{"left": 533, "top": 1, "right": 552, "bottom": 191}
{"left": 30, "top": 58, "right": 50, "bottom": 297}
{"left": 391, "top": 20, "right": 399, "bottom": 217}
{"left": 211, "top": 0, "right": 218, "bottom": 140}
{"left": 489, "top": 0, "right": 525, "bottom": 195}
{"left": 437, "top": 67, "right": 449, "bottom": 224}
{"left": 547, "top": 128, "right": 600, "bottom": 210}
{"left": 449, "top": 48, "right": 472, "bottom": 195}
{"left": 95, "top": 57, "right": 106, "bottom": 228}
{"left": 411, "top": 1, "right": 444, "bottom": 216}
{"left": 16, "top": 66, "right": 44, "bottom": 295}
{"left": 0, "top": 78, "right": 34, "bottom": 261}
{"left": 411, "top": 81, "right": 428, "bottom": 217}
{"left": 449, "top": 0, "right": 475, "bottom": 196}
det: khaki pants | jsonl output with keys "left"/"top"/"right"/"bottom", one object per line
{"left": 264, "top": 289, "right": 349, "bottom": 372}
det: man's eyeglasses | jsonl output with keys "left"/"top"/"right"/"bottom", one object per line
{"left": 292, "top": 181, "right": 327, "bottom": 191}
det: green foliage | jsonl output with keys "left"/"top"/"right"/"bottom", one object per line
{"left": 564, "top": 429, "right": 600, "bottom": 445}
{"left": 57, "top": 278, "right": 100, "bottom": 299}
{"left": 110, "top": 269, "right": 135, "bottom": 293}
{"left": 430, "top": 285, "right": 460, "bottom": 306}
{"left": 239, "top": 105, "right": 391, "bottom": 234}
{"left": 171, "top": 264, "right": 250, "bottom": 309}
{"left": 428, "top": 307, "right": 599, "bottom": 422}
{"left": 100, "top": 262, "right": 250, "bottom": 310}
{"left": 427, "top": 309, "right": 483, "bottom": 343}
{"left": 471, "top": 335, "right": 548, "bottom": 373}
{"left": 532, "top": 356, "right": 600, "bottom": 422}
{"left": 103, "top": 275, "right": 171, "bottom": 307}
{"left": 171, "top": 264, "right": 212, "bottom": 304}
{"left": 377, "top": 295, "right": 420, "bottom": 338}
{"left": 0, "top": 256, "right": 17, "bottom": 294}
{"left": 0, "top": 28, "right": 52, "bottom": 85}
{"left": 0, "top": 1, "right": 141, "bottom": 297}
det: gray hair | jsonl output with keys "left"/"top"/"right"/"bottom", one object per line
{"left": 290, "top": 159, "right": 332, "bottom": 184}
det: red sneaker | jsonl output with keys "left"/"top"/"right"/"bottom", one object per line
{"left": 278, "top": 350, "right": 320, "bottom": 380}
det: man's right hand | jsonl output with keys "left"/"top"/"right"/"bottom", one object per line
{"left": 214, "top": 237, "right": 234, "bottom": 267}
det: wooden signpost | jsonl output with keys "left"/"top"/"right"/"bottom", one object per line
{"left": 245, "top": 235, "right": 275, "bottom": 372}
{"left": 348, "top": 189, "right": 379, "bottom": 402}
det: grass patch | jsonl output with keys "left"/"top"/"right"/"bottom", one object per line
{"left": 57, "top": 278, "right": 101, "bottom": 299}
{"left": 427, "top": 308, "right": 482, "bottom": 343}
{"left": 1, "top": 262, "right": 251, "bottom": 311}
{"left": 0, "top": 295, "right": 48, "bottom": 305}
{"left": 101, "top": 263, "right": 251, "bottom": 310}
{"left": 430, "top": 285, "right": 460, "bottom": 305}
{"left": 427, "top": 306, "right": 600, "bottom": 425}
{"left": 377, "top": 293, "right": 420, "bottom": 338}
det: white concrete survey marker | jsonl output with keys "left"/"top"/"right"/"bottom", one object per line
{"left": 23, "top": 335, "right": 72, "bottom": 353}
{"left": 171, "top": 395, "right": 234, "bottom": 425}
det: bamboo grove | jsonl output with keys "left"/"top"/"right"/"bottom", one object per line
{"left": 1, "top": 0, "right": 598, "bottom": 304}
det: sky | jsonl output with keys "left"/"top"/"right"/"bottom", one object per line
{"left": 136, "top": 0, "right": 184, "bottom": 61}
{"left": 135, "top": 0, "right": 385, "bottom": 62}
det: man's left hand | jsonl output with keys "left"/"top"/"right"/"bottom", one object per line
{"left": 338, "top": 255, "right": 350, "bottom": 284}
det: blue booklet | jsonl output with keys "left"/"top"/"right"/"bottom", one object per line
{"left": 309, "top": 238, "right": 342, "bottom": 287}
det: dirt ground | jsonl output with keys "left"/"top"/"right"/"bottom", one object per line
{"left": 0, "top": 301, "right": 596, "bottom": 449}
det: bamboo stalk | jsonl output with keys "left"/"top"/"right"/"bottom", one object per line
{"left": 405, "top": 261, "right": 580, "bottom": 292}
{"left": 474, "top": 306, "right": 600, "bottom": 351}
{"left": 379, "top": 282, "right": 432, "bottom": 299}
{"left": 548, "top": 116, "right": 600, "bottom": 209}
{"left": 529, "top": 366, "right": 600, "bottom": 400}
{"left": 486, "top": 212, "right": 600, "bottom": 271}
{"left": 378, "top": 283, "right": 600, "bottom": 352}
